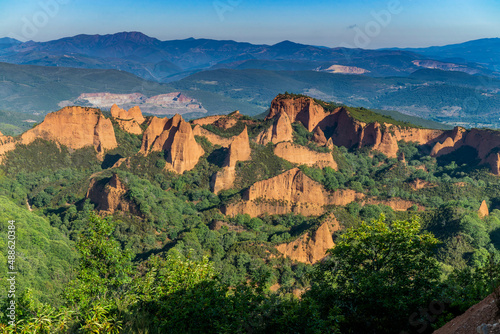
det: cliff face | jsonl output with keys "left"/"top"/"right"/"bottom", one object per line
{"left": 223, "top": 168, "right": 364, "bottom": 217}
{"left": 212, "top": 127, "right": 252, "bottom": 193}
{"left": 193, "top": 125, "right": 233, "bottom": 147}
{"left": 266, "top": 96, "right": 445, "bottom": 159}
{"left": 0, "top": 133, "right": 17, "bottom": 163}
{"left": 428, "top": 127, "right": 500, "bottom": 174}
{"left": 110, "top": 104, "right": 145, "bottom": 135}
{"left": 256, "top": 111, "right": 294, "bottom": 145}
{"left": 276, "top": 220, "right": 337, "bottom": 264}
{"left": 140, "top": 114, "right": 204, "bottom": 174}
{"left": 273, "top": 142, "right": 337, "bottom": 170}
{"left": 225, "top": 126, "right": 251, "bottom": 167}
{"left": 21, "top": 106, "right": 117, "bottom": 156}
{"left": 86, "top": 174, "right": 137, "bottom": 215}
{"left": 266, "top": 96, "right": 327, "bottom": 132}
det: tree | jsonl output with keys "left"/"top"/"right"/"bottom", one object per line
{"left": 64, "top": 214, "right": 133, "bottom": 309}
{"left": 309, "top": 215, "right": 441, "bottom": 333}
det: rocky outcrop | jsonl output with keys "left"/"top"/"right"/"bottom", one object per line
{"left": 312, "top": 127, "right": 327, "bottom": 146}
{"left": 140, "top": 116, "right": 169, "bottom": 153}
{"left": 140, "top": 114, "right": 204, "bottom": 174}
{"left": 21, "top": 106, "right": 117, "bottom": 157}
{"left": 212, "top": 167, "right": 237, "bottom": 194}
{"left": 434, "top": 292, "right": 499, "bottom": 334}
{"left": 192, "top": 115, "right": 224, "bottom": 126}
{"left": 265, "top": 95, "right": 448, "bottom": 159}
{"left": 431, "top": 127, "right": 466, "bottom": 156}
{"left": 223, "top": 168, "right": 364, "bottom": 217}
{"left": 479, "top": 200, "right": 489, "bottom": 218}
{"left": 276, "top": 220, "right": 338, "bottom": 264}
{"left": 273, "top": 142, "right": 337, "bottom": 169}
{"left": 266, "top": 96, "right": 328, "bottom": 132}
{"left": 86, "top": 174, "right": 137, "bottom": 215}
{"left": 427, "top": 127, "right": 500, "bottom": 174}
{"left": 110, "top": 104, "right": 145, "bottom": 135}
{"left": 211, "top": 127, "right": 252, "bottom": 193}
{"left": 225, "top": 126, "right": 251, "bottom": 167}
{"left": 363, "top": 198, "right": 425, "bottom": 211}
{"left": 0, "top": 133, "right": 17, "bottom": 163}
{"left": 487, "top": 153, "right": 500, "bottom": 175}
{"left": 256, "top": 111, "right": 294, "bottom": 145}
{"left": 192, "top": 125, "right": 233, "bottom": 147}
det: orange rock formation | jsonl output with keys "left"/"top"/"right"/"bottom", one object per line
{"left": 192, "top": 125, "right": 233, "bottom": 147}
{"left": 0, "top": 133, "right": 17, "bottom": 163}
{"left": 86, "top": 174, "right": 137, "bottom": 215}
{"left": 276, "top": 220, "right": 338, "bottom": 264}
{"left": 266, "top": 95, "right": 445, "bottom": 159}
{"left": 223, "top": 168, "right": 364, "bottom": 217}
{"left": 21, "top": 106, "right": 117, "bottom": 156}
{"left": 140, "top": 114, "right": 204, "bottom": 173}
{"left": 212, "top": 127, "right": 252, "bottom": 193}
{"left": 478, "top": 200, "right": 489, "bottom": 218}
{"left": 256, "top": 111, "right": 294, "bottom": 145}
{"left": 110, "top": 104, "right": 145, "bottom": 135}
{"left": 266, "top": 96, "right": 327, "bottom": 132}
{"left": 273, "top": 142, "right": 337, "bottom": 169}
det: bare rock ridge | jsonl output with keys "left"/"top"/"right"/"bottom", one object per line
{"left": 110, "top": 104, "right": 145, "bottom": 135}
{"left": 266, "top": 95, "right": 446, "bottom": 158}
{"left": 273, "top": 142, "right": 337, "bottom": 169}
{"left": 86, "top": 173, "right": 137, "bottom": 215}
{"left": 223, "top": 168, "right": 364, "bottom": 217}
{"left": 21, "top": 106, "right": 118, "bottom": 157}
{"left": 140, "top": 114, "right": 204, "bottom": 174}
{"left": 430, "top": 127, "right": 500, "bottom": 175}
{"left": 212, "top": 126, "right": 252, "bottom": 194}
{"left": 276, "top": 219, "right": 339, "bottom": 264}
{"left": 256, "top": 111, "right": 294, "bottom": 145}
{"left": 266, "top": 96, "right": 327, "bottom": 132}
{"left": 224, "top": 125, "right": 251, "bottom": 167}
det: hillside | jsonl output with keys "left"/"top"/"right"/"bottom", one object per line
{"left": 1, "top": 93, "right": 500, "bottom": 332}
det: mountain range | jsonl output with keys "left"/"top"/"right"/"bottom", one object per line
{"left": 1, "top": 32, "right": 500, "bottom": 128}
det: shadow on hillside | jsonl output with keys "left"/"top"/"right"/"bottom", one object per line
{"left": 102, "top": 154, "right": 123, "bottom": 169}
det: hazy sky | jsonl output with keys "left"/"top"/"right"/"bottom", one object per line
{"left": 1, "top": 0, "right": 499, "bottom": 48}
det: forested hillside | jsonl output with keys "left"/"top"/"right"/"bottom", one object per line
{"left": 0, "top": 94, "right": 499, "bottom": 333}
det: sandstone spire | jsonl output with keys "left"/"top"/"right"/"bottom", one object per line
{"left": 140, "top": 114, "right": 204, "bottom": 173}
{"left": 110, "top": 104, "right": 145, "bottom": 135}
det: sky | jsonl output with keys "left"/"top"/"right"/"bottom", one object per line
{"left": 1, "top": 0, "right": 499, "bottom": 48}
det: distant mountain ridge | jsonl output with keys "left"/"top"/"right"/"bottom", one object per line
{"left": 2, "top": 31, "right": 497, "bottom": 82}
{"left": 384, "top": 38, "right": 500, "bottom": 71}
